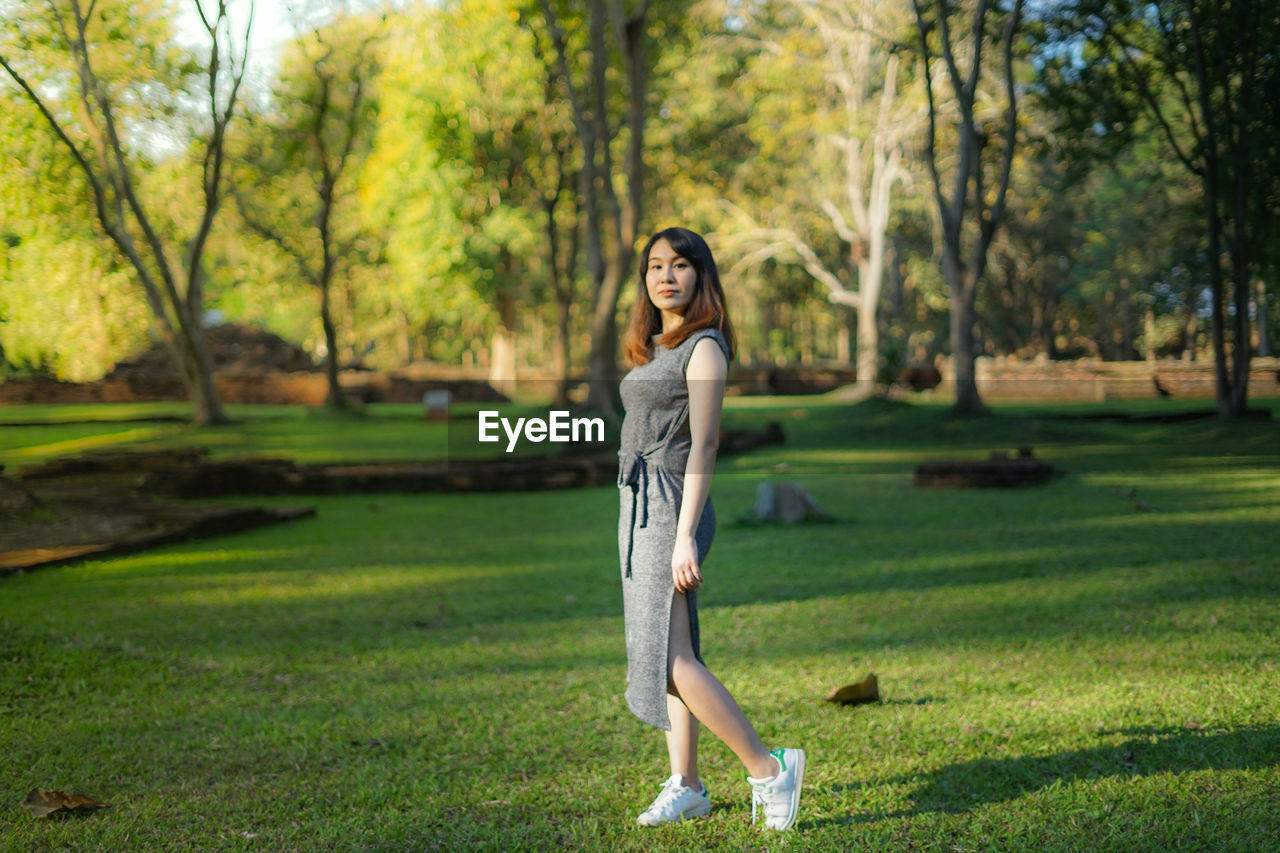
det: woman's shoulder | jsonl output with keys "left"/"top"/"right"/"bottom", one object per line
{"left": 678, "top": 326, "right": 728, "bottom": 351}
{"left": 680, "top": 328, "right": 730, "bottom": 374}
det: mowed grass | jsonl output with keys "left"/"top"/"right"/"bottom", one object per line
{"left": 0, "top": 400, "right": 611, "bottom": 469}
{"left": 2, "top": 396, "right": 1279, "bottom": 851}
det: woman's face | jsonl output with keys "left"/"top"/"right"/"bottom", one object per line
{"left": 645, "top": 238, "right": 698, "bottom": 319}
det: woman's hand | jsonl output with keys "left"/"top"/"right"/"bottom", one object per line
{"left": 670, "top": 533, "right": 703, "bottom": 593}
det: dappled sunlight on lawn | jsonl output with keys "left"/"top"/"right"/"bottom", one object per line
{"left": 859, "top": 544, "right": 1130, "bottom": 575}
{"left": 1064, "top": 505, "right": 1280, "bottom": 530}
{"left": 724, "top": 448, "right": 924, "bottom": 471}
{"left": 1145, "top": 461, "right": 1280, "bottom": 485}
{"left": 3, "top": 425, "right": 176, "bottom": 460}
{"left": 147, "top": 570, "right": 425, "bottom": 608}
{"left": 0, "top": 402, "right": 193, "bottom": 423}
{"left": 89, "top": 547, "right": 308, "bottom": 570}
{"left": 141, "top": 560, "right": 551, "bottom": 610}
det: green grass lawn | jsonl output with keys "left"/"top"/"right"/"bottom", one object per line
{"left": 0, "top": 401, "right": 610, "bottom": 470}
{"left": 2, "top": 396, "right": 1278, "bottom": 851}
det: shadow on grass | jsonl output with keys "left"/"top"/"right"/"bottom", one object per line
{"left": 806, "top": 723, "right": 1280, "bottom": 829}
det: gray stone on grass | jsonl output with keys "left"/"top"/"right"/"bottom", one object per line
{"left": 751, "top": 482, "right": 832, "bottom": 524}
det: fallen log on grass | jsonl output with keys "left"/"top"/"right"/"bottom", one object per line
{"left": 914, "top": 447, "right": 1058, "bottom": 488}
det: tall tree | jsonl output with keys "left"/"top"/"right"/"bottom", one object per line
{"left": 538, "top": 0, "right": 649, "bottom": 416}
{"left": 722, "top": 0, "right": 917, "bottom": 387}
{"left": 231, "top": 8, "right": 385, "bottom": 410}
{"left": 364, "top": 0, "right": 578, "bottom": 391}
{"left": 527, "top": 64, "right": 582, "bottom": 405}
{"left": 911, "top": 0, "right": 1025, "bottom": 414}
{"left": 0, "top": 0, "right": 250, "bottom": 424}
{"left": 1057, "top": 0, "right": 1280, "bottom": 417}
{"left": 517, "top": 3, "right": 584, "bottom": 403}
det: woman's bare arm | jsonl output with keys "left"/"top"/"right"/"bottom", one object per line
{"left": 670, "top": 336, "right": 727, "bottom": 592}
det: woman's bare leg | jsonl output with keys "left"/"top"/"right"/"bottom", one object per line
{"left": 667, "top": 593, "right": 778, "bottom": 780}
{"left": 665, "top": 694, "right": 700, "bottom": 790}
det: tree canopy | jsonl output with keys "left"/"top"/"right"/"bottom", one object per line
{"left": 1, "top": 0, "right": 1276, "bottom": 416}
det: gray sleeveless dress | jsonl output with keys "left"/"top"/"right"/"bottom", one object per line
{"left": 617, "top": 327, "right": 731, "bottom": 730}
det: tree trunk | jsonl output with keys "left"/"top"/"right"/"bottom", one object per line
{"left": 855, "top": 258, "right": 879, "bottom": 382}
{"left": 1039, "top": 273, "right": 1060, "bottom": 359}
{"left": 1099, "top": 291, "right": 1115, "bottom": 360}
{"left": 553, "top": 298, "right": 572, "bottom": 407}
{"left": 912, "top": 0, "right": 1022, "bottom": 416}
{"left": 547, "top": 218, "right": 573, "bottom": 407}
{"left": 999, "top": 256, "right": 1020, "bottom": 355}
{"left": 544, "top": 156, "right": 578, "bottom": 408}
{"left": 855, "top": 304, "right": 874, "bottom": 376}
{"left": 1227, "top": 0, "right": 1257, "bottom": 414}
{"left": 1256, "top": 279, "right": 1272, "bottom": 358}
{"left": 836, "top": 308, "right": 852, "bottom": 364}
{"left": 947, "top": 259, "right": 986, "bottom": 414}
{"left": 1203, "top": 188, "right": 1233, "bottom": 417}
{"left": 392, "top": 297, "right": 412, "bottom": 365}
{"left": 1119, "top": 277, "right": 1135, "bottom": 359}
{"left": 586, "top": 263, "right": 624, "bottom": 412}
{"left": 172, "top": 312, "right": 230, "bottom": 426}
{"left": 945, "top": 263, "right": 985, "bottom": 414}
{"left": 1183, "top": 279, "right": 1199, "bottom": 361}
{"left": 1144, "top": 304, "right": 1156, "bottom": 363}
{"left": 889, "top": 234, "right": 906, "bottom": 324}
{"left": 490, "top": 288, "right": 518, "bottom": 397}
{"left": 320, "top": 281, "right": 347, "bottom": 409}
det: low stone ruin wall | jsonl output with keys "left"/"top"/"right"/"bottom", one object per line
{"left": 0, "top": 371, "right": 506, "bottom": 406}
{"left": 2, "top": 357, "right": 1276, "bottom": 406}
{"left": 0, "top": 364, "right": 861, "bottom": 405}
{"left": 960, "top": 357, "right": 1280, "bottom": 402}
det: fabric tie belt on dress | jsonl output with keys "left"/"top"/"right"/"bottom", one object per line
{"left": 619, "top": 449, "right": 653, "bottom": 579}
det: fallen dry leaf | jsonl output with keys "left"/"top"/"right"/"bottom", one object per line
{"left": 824, "top": 673, "right": 880, "bottom": 705}
{"left": 20, "top": 789, "right": 112, "bottom": 818}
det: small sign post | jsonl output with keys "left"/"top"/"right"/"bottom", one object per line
{"left": 423, "top": 389, "right": 451, "bottom": 421}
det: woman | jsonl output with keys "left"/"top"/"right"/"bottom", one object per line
{"left": 617, "top": 226, "right": 805, "bottom": 831}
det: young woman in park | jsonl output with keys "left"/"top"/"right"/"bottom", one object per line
{"left": 617, "top": 226, "right": 805, "bottom": 830}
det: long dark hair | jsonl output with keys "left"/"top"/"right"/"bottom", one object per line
{"left": 623, "top": 227, "right": 736, "bottom": 366}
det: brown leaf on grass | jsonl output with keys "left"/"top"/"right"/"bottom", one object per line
{"left": 20, "top": 789, "right": 112, "bottom": 818}
{"left": 824, "top": 673, "right": 880, "bottom": 705}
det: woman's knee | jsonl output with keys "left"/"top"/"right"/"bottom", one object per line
{"left": 668, "top": 651, "right": 704, "bottom": 692}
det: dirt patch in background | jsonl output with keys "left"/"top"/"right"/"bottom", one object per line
{"left": 0, "top": 461, "right": 314, "bottom": 576}
{"left": 107, "top": 322, "right": 318, "bottom": 379}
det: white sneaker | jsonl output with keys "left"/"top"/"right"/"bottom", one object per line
{"left": 636, "top": 774, "right": 711, "bottom": 826}
{"left": 747, "top": 747, "right": 805, "bottom": 830}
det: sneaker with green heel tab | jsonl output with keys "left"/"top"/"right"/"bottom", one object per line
{"left": 747, "top": 747, "right": 805, "bottom": 830}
